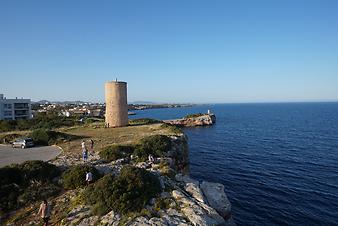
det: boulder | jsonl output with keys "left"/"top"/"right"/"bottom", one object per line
{"left": 200, "top": 181, "right": 231, "bottom": 219}
{"left": 172, "top": 190, "right": 225, "bottom": 226}
{"left": 78, "top": 216, "right": 99, "bottom": 226}
{"left": 100, "top": 210, "right": 121, "bottom": 225}
{"left": 127, "top": 216, "right": 150, "bottom": 226}
{"left": 184, "top": 182, "right": 206, "bottom": 203}
{"left": 149, "top": 217, "right": 168, "bottom": 225}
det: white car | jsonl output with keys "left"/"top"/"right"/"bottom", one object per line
{"left": 12, "top": 138, "right": 35, "bottom": 149}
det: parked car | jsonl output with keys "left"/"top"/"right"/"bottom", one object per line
{"left": 12, "top": 138, "right": 35, "bottom": 149}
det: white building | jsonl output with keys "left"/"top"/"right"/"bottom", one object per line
{"left": 0, "top": 94, "right": 32, "bottom": 120}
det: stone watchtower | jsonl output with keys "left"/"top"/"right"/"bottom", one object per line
{"left": 105, "top": 81, "right": 128, "bottom": 127}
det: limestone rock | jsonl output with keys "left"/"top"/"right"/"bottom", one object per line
{"left": 172, "top": 190, "right": 225, "bottom": 226}
{"left": 100, "top": 210, "right": 121, "bottom": 225}
{"left": 184, "top": 182, "right": 206, "bottom": 203}
{"left": 78, "top": 216, "right": 99, "bottom": 226}
{"left": 127, "top": 216, "right": 150, "bottom": 226}
{"left": 149, "top": 217, "right": 168, "bottom": 225}
{"left": 200, "top": 181, "right": 232, "bottom": 219}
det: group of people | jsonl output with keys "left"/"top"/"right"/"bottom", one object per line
{"left": 81, "top": 139, "right": 94, "bottom": 162}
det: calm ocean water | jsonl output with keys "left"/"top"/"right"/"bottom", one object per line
{"left": 130, "top": 103, "right": 338, "bottom": 226}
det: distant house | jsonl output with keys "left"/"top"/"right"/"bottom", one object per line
{"left": 71, "top": 110, "right": 86, "bottom": 116}
{"left": 88, "top": 109, "right": 103, "bottom": 117}
{"left": 0, "top": 94, "right": 32, "bottom": 120}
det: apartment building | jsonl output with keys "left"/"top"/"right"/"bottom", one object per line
{"left": 0, "top": 94, "right": 32, "bottom": 120}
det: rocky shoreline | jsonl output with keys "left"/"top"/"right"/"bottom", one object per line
{"left": 164, "top": 114, "right": 216, "bottom": 127}
{"left": 48, "top": 133, "right": 235, "bottom": 226}
{"left": 4, "top": 124, "right": 235, "bottom": 226}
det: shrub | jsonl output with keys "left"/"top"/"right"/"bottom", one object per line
{"left": 0, "top": 133, "right": 21, "bottom": 144}
{"left": 30, "top": 129, "right": 80, "bottom": 145}
{"left": 154, "top": 197, "right": 173, "bottom": 211}
{"left": 109, "top": 166, "right": 161, "bottom": 214}
{"left": 129, "top": 118, "right": 160, "bottom": 126}
{"left": 0, "top": 113, "right": 81, "bottom": 133}
{"left": 62, "top": 165, "right": 101, "bottom": 189}
{"left": 0, "top": 184, "right": 21, "bottom": 213}
{"left": 85, "top": 174, "right": 115, "bottom": 215}
{"left": 17, "top": 182, "right": 61, "bottom": 204}
{"left": 158, "top": 159, "right": 175, "bottom": 178}
{"left": 84, "top": 166, "right": 161, "bottom": 215}
{"left": 185, "top": 113, "right": 204, "bottom": 118}
{"left": 0, "top": 161, "right": 61, "bottom": 214}
{"left": 30, "top": 129, "right": 50, "bottom": 145}
{"left": 0, "top": 166, "right": 23, "bottom": 186}
{"left": 18, "top": 160, "right": 60, "bottom": 182}
{"left": 99, "top": 145, "right": 134, "bottom": 162}
{"left": 134, "top": 135, "right": 172, "bottom": 161}
{"left": 161, "top": 123, "right": 183, "bottom": 134}
{"left": 0, "top": 120, "right": 16, "bottom": 132}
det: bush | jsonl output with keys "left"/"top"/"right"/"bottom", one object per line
{"left": 18, "top": 160, "right": 60, "bottom": 182}
{"left": 0, "top": 161, "right": 61, "bottom": 214}
{"left": 30, "top": 129, "right": 81, "bottom": 145}
{"left": 134, "top": 135, "right": 172, "bottom": 161}
{"left": 161, "top": 123, "right": 183, "bottom": 134}
{"left": 0, "top": 113, "right": 81, "bottom": 133}
{"left": 129, "top": 118, "right": 160, "bottom": 126}
{"left": 85, "top": 174, "right": 115, "bottom": 215}
{"left": 0, "top": 184, "right": 21, "bottom": 213}
{"left": 0, "top": 133, "right": 22, "bottom": 144}
{"left": 0, "top": 120, "right": 16, "bottom": 132}
{"left": 185, "top": 113, "right": 204, "bottom": 118}
{"left": 84, "top": 166, "right": 161, "bottom": 215}
{"left": 0, "top": 166, "right": 23, "bottom": 186}
{"left": 30, "top": 129, "right": 50, "bottom": 145}
{"left": 17, "top": 182, "right": 61, "bottom": 205}
{"left": 110, "top": 166, "right": 161, "bottom": 214}
{"left": 62, "top": 165, "right": 101, "bottom": 189}
{"left": 99, "top": 145, "right": 134, "bottom": 162}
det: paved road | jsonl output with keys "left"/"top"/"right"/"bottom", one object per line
{"left": 0, "top": 145, "right": 61, "bottom": 167}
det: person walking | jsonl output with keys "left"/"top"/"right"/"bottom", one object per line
{"left": 37, "top": 199, "right": 51, "bottom": 226}
{"left": 85, "top": 171, "right": 93, "bottom": 185}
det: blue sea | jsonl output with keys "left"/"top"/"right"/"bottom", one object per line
{"left": 130, "top": 103, "right": 338, "bottom": 226}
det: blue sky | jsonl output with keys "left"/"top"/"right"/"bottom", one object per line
{"left": 1, "top": 0, "right": 338, "bottom": 103}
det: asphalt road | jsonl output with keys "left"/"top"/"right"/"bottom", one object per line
{"left": 0, "top": 145, "right": 61, "bottom": 167}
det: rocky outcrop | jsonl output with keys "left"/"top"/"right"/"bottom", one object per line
{"left": 21, "top": 131, "right": 235, "bottom": 226}
{"left": 200, "top": 182, "right": 232, "bottom": 219}
{"left": 164, "top": 114, "right": 216, "bottom": 127}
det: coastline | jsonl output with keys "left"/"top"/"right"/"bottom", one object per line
{"left": 2, "top": 122, "right": 235, "bottom": 225}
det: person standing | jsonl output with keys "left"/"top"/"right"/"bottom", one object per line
{"left": 37, "top": 199, "right": 51, "bottom": 226}
{"left": 81, "top": 140, "right": 86, "bottom": 151}
{"left": 90, "top": 139, "right": 94, "bottom": 151}
{"left": 85, "top": 171, "right": 93, "bottom": 185}
{"left": 82, "top": 148, "right": 88, "bottom": 162}
{"left": 81, "top": 140, "right": 88, "bottom": 162}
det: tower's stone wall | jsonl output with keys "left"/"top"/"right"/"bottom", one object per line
{"left": 105, "top": 81, "right": 128, "bottom": 127}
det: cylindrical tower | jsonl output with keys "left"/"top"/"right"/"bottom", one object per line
{"left": 105, "top": 81, "right": 128, "bottom": 127}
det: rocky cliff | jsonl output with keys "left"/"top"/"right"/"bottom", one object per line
{"left": 164, "top": 114, "right": 216, "bottom": 127}
{"left": 4, "top": 123, "right": 235, "bottom": 226}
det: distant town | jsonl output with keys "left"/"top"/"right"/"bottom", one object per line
{"left": 0, "top": 93, "right": 193, "bottom": 120}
